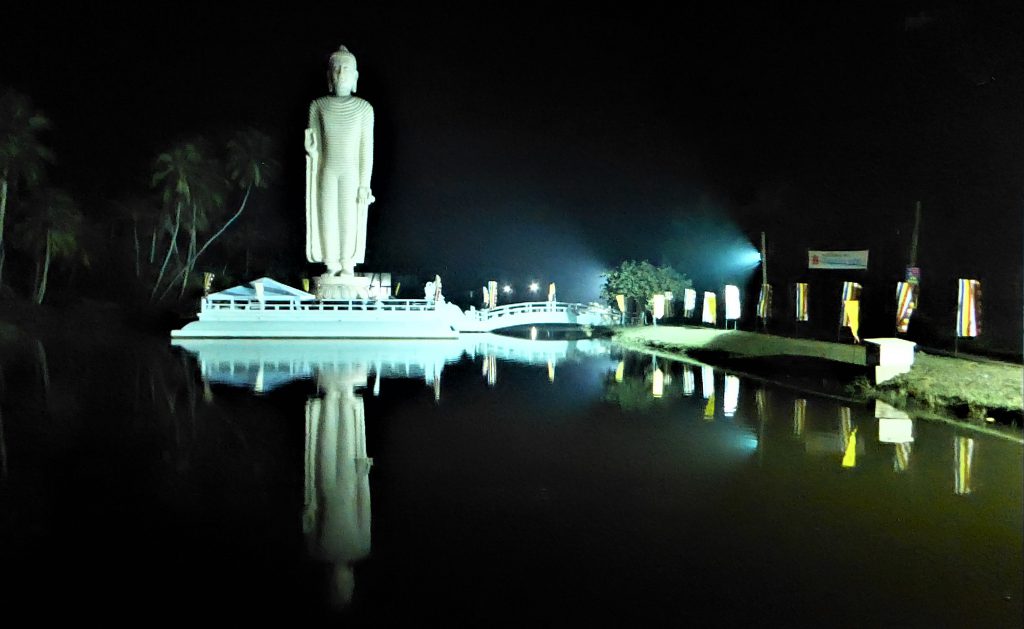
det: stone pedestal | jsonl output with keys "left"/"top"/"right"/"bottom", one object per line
{"left": 316, "top": 274, "right": 372, "bottom": 300}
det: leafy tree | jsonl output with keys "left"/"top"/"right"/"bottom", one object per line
{"left": 600, "top": 260, "right": 692, "bottom": 319}
{"left": 11, "top": 188, "right": 83, "bottom": 304}
{"left": 0, "top": 87, "right": 54, "bottom": 287}
{"left": 148, "top": 129, "right": 279, "bottom": 302}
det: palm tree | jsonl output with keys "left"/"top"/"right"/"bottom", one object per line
{"left": 190, "top": 128, "right": 279, "bottom": 277}
{"left": 0, "top": 87, "right": 54, "bottom": 287}
{"left": 149, "top": 140, "right": 220, "bottom": 301}
{"left": 11, "top": 188, "right": 82, "bottom": 304}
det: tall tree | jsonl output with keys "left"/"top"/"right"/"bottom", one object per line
{"left": 149, "top": 140, "right": 221, "bottom": 301}
{"left": 601, "top": 260, "right": 692, "bottom": 318}
{"left": 11, "top": 188, "right": 83, "bottom": 304}
{"left": 190, "top": 129, "right": 279, "bottom": 279}
{"left": 0, "top": 87, "right": 54, "bottom": 288}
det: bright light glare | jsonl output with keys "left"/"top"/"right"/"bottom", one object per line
{"left": 739, "top": 249, "right": 763, "bottom": 267}
{"left": 502, "top": 285, "right": 512, "bottom": 294}
{"left": 529, "top": 282, "right": 539, "bottom": 292}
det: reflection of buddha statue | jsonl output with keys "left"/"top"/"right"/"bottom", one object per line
{"left": 304, "top": 364, "right": 372, "bottom": 609}
{"left": 305, "top": 45, "right": 375, "bottom": 298}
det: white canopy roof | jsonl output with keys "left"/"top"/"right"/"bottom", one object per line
{"left": 210, "top": 277, "right": 315, "bottom": 301}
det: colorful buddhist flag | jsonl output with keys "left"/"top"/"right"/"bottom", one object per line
{"left": 896, "top": 281, "right": 915, "bottom": 333}
{"left": 702, "top": 291, "right": 718, "bottom": 325}
{"left": 724, "top": 285, "right": 741, "bottom": 320}
{"left": 487, "top": 280, "right": 498, "bottom": 309}
{"left": 652, "top": 294, "right": 665, "bottom": 320}
{"left": 840, "top": 282, "right": 862, "bottom": 342}
{"left": 683, "top": 288, "right": 697, "bottom": 317}
{"left": 548, "top": 282, "right": 556, "bottom": 303}
{"left": 795, "top": 283, "right": 809, "bottom": 321}
{"left": 757, "top": 283, "right": 772, "bottom": 321}
{"left": 956, "top": 279, "right": 982, "bottom": 337}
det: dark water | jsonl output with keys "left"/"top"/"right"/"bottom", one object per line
{"left": 0, "top": 332, "right": 1020, "bottom": 624}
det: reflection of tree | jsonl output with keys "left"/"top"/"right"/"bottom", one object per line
{"left": 604, "top": 365, "right": 681, "bottom": 412}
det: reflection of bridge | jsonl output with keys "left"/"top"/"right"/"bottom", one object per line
{"left": 171, "top": 334, "right": 611, "bottom": 393}
{"left": 461, "top": 302, "right": 615, "bottom": 332}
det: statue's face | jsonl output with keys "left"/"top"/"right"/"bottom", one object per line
{"left": 331, "top": 57, "right": 358, "bottom": 96}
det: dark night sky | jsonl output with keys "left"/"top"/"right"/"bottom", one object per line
{"left": 2, "top": 4, "right": 1022, "bottom": 343}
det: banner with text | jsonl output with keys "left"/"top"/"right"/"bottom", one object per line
{"left": 808, "top": 250, "right": 869, "bottom": 270}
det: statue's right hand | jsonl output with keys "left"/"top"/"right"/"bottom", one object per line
{"left": 304, "top": 128, "right": 316, "bottom": 152}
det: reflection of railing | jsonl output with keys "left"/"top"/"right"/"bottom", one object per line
{"left": 203, "top": 298, "right": 437, "bottom": 313}
{"left": 467, "top": 302, "right": 583, "bottom": 322}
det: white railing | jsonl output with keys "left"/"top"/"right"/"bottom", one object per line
{"left": 203, "top": 297, "right": 438, "bottom": 313}
{"left": 468, "top": 301, "right": 582, "bottom": 321}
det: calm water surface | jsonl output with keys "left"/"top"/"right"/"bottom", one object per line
{"left": 0, "top": 332, "right": 1020, "bottom": 624}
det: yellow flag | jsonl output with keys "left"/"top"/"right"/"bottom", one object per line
{"left": 844, "top": 300, "right": 861, "bottom": 342}
{"left": 615, "top": 294, "right": 626, "bottom": 313}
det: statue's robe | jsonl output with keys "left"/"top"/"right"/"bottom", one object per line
{"left": 306, "top": 96, "right": 374, "bottom": 271}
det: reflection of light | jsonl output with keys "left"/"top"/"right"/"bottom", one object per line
{"left": 701, "top": 366, "right": 714, "bottom": 398}
{"left": 738, "top": 434, "right": 759, "bottom": 451}
{"left": 652, "top": 368, "right": 664, "bottom": 398}
{"left": 530, "top": 326, "right": 538, "bottom": 341}
{"left": 682, "top": 368, "right": 695, "bottom": 396}
{"left": 724, "top": 375, "right": 739, "bottom": 417}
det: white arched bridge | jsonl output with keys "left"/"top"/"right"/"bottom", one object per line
{"left": 461, "top": 301, "right": 615, "bottom": 333}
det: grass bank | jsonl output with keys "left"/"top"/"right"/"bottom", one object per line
{"left": 614, "top": 325, "right": 1023, "bottom": 432}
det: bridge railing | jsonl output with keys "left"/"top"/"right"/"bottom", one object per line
{"left": 468, "top": 301, "right": 584, "bottom": 321}
{"left": 203, "top": 297, "right": 437, "bottom": 313}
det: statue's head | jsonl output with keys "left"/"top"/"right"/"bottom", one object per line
{"left": 328, "top": 46, "right": 359, "bottom": 96}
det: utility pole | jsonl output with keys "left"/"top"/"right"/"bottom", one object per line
{"left": 760, "top": 231, "right": 768, "bottom": 286}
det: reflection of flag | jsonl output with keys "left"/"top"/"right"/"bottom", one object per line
{"left": 894, "top": 442, "right": 912, "bottom": 472}
{"left": 842, "top": 428, "right": 858, "bottom": 468}
{"left": 724, "top": 285, "right": 741, "bottom": 320}
{"left": 896, "top": 281, "right": 915, "bottom": 333}
{"left": 956, "top": 279, "right": 982, "bottom": 337}
{"left": 724, "top": 375, "right": 739, "bottom": 417}
{"left": 615, "top": 361, "right": 624, "bottom": 383}
{"left": 757, "top": 284, "right": 772, "bottom": 321}
{"left": 793, "top": 399, "right": 806, "bottom": 436}
{"left": 702, "top": 292, "right": 717, "bottom": 325}
{"left": 795, "top": 283, "right": 809, "bottom": 321}
{"left": 652, "top": 368, "right": 664, "bottom": 398}
{"left": 683, "top": 288, "right": 697, "bottom": 317}
{"left": 755, "top": 388, "right": 767, "bottom": 421}
{"left": 547, "top": 359, "right": 555, "bottom": 383}
{"left": 954, "top": 437, "right": 974, "bottom": 495}
{"left": 682, "top": 368, "right": 695, "bottom": 396}
{"left": 701, "top": 366, "right": 714, "bottom": 398}
{"left": 704, "top": 394, "right": 715, "bottom": 421}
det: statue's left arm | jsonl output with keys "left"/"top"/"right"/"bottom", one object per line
{"left": 357, "top": 105, "right": 375, "bottom": 206}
